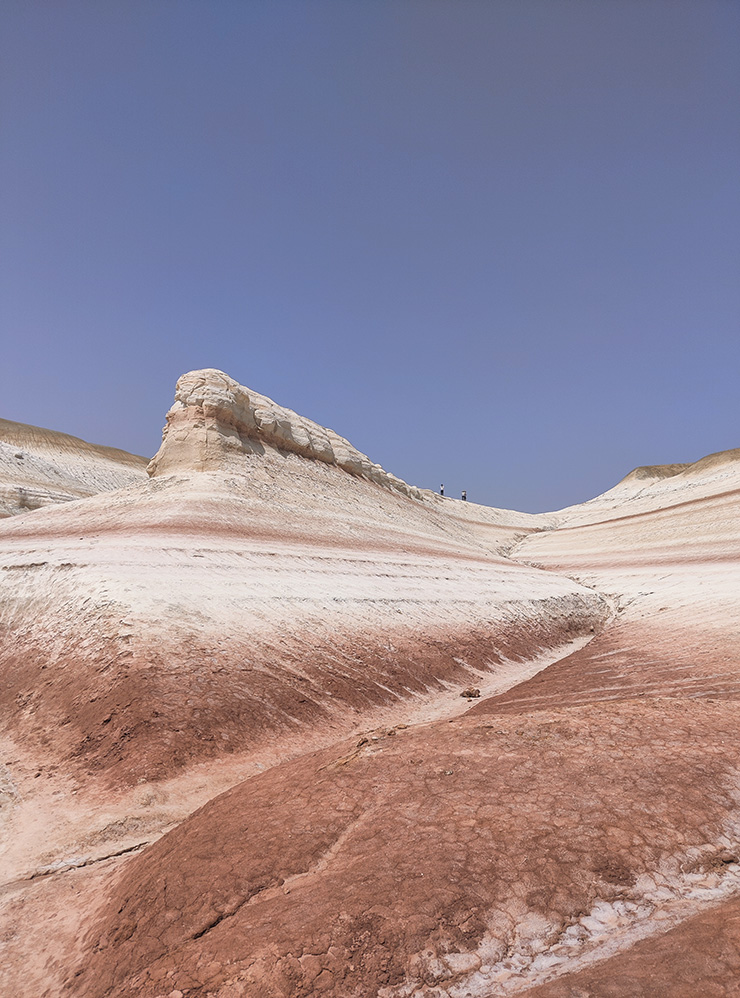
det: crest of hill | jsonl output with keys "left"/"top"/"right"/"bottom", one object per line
{"left": 551, "top": 445, "right": 740, "bottom": 527}
{"left": 0, "top": 417, "right": 148, "bottom": 517}
{"left": 617, "top": 447, "right": 740, "bottom": 485}
{"left": 147, "top": 368, "right": 423, "bottom": 499}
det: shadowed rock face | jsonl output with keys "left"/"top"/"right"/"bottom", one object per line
{"left": 1, "top": 371, "right": 739, "bottom": 998}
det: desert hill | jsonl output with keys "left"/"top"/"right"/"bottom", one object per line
{"left": 0, "top": 416, "right": 148, "bottom": 517}
{"left": 551, "top": 444, "right": 740, "bottom": 527}
{"left": 0, "top": 370, "right": 738, "bottom": 997}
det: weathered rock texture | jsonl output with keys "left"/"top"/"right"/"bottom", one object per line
{"left": 0, "top": 375, "right": 604, "bottom": 942}
{"left": 0, "top": 371, "right": 738, "bottom": 998}
{"left": 0, "top": 417, "right": 147, "bottom": 517}
{"left": 70, "top": 699, "right": 740, "bottom": 998}
{"left": 148, "top": 368, "right": 422, "bottom": 498}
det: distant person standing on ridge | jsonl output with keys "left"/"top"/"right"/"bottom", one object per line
{"left": 440, "top": 484, "right": 444, "bottom": 496}
{"left": 461, "top": 490, "right": 467, "bottom": 501}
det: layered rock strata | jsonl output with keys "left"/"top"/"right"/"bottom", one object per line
{"left": 0, "top": 373, "right": 605, "bottom": 943}
{"left": 1, "top": 371, "right": 739, "bottom": 998}
{"left": 64, "top": 431, "right": 740, "bottom": 998}
{"left": 147, "top": 368, "right": 422, "bottom": 498}
{"left": 0, "top": 417, "right": 147, "bottom": 517}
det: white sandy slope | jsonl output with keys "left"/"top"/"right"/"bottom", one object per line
{"left": 549, "top": 446, "right": 740, "bottom": 526}
{"left": 0, "top": 417, "right": 148, "bottom": 517}
{"left": 505, "top": 446, "right": 740, "bottom": 711}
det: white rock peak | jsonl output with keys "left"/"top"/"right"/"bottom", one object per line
{"left": 147, "top": 368, "right": 422, "bottom": 498}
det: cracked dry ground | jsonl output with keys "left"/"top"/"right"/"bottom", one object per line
{"left": 65, "top": 692, "right": 740, "bottom": 998}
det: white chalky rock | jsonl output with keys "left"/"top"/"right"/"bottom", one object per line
{"left": 148, "top": 368, "right": 422, "bottom": 499}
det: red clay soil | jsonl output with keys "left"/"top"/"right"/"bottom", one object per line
{"left": 68, "top": 697, "right": 740, "bottom": 998}
{"left": 2, "top": 600, "right": 596, "bottom": 787}
{"left": 525, "top": 894, "right": 740, "bottom": 997}
{"left": 468, "top": 611, "right": 740, "bottom": 718}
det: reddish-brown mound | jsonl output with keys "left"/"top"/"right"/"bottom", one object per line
{"left": 69, "top": 698, "right": 740, "bottom": 998}
{"left": 469, "top": 604, "right": 740, "bottom": 716}
{"left": 4, "top": 606, "right": 593, "bottom": 787}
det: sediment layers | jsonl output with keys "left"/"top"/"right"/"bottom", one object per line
{"left": 0, "top": 459, "right": 603, "bottom": 789}
{"left": 0, "top": 417, "right": 147, "bottom": 517}
{"left": 496, "top": 449, "right": 740, "bottom": 712}
{"left": 147, "top": 368, "right": 423, "bottom": 498}
{"left": 1, "top": 371, "right": 739, "bottom": 997}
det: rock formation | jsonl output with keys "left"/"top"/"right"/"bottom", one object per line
{"left": 147, "top": 368, "right": 422, "bottom": 498}
{"left": 0, "top": 370, "right": 738, "bottom": 998}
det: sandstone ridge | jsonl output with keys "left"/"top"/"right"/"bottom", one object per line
{"left": 147, "top": 368, "right": 422, "bottom": 498}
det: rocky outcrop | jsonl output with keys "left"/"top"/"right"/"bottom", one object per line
{"left": 58, "top": 430, "right": 740, "bottom": 998}
{"left": 147, "top": 368, "right": 422, "bottom": 498}
{"left": 0, "top": 418, "right": 148, "bottom": 517}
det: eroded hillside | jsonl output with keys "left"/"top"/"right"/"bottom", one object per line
{"left": 0, "top": 370, "right": 737, "bottom": 997}
{"left": 0, "top": 417, "right": 148, "bottom": 517}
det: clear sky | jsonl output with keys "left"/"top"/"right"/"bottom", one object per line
{"left": 1, "top": 1, "right": 738, "bottom": 512}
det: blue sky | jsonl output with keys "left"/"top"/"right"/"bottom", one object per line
{"left": 1, "top": 0, "right": 738, "bottom": 511}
